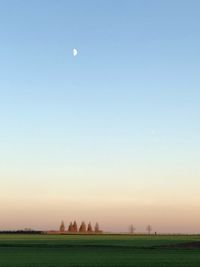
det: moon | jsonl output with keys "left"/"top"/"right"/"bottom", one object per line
{"left": 73, "top": 48, "right": 78, "bottom": 56}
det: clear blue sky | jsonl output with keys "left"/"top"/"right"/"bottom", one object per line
{"left": 0, "top": 0, "right": 200, "bottom": 232}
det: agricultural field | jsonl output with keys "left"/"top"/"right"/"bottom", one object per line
{"left": 0, "top": 234, "right": 200, "bottom": 266}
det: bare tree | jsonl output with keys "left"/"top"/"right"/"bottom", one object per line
{"left": 59, "top": 221, "right": 65, "bottom": 233}
{"left": 129, "top": 224, "right": 136, "bottom": 234}
{"left": 146, "top": 224, "right": 152, "bottom": 235}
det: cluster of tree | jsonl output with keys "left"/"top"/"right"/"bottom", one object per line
{"left": 59, "top": 221, "right": 102, "bottom": 233}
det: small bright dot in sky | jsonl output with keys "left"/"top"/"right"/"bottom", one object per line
{"left": 73, "top": 48, "right": 78, "bottom": 56}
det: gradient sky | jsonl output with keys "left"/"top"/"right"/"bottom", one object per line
{"left": 0, "top": 0, "right": 200, "bottom": 233}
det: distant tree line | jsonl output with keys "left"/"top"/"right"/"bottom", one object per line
{"left": 59, "top": 221, "right": 102, "bottom": 234}
{"left": 0, "top": 230, "right": 43, "bottom": 234}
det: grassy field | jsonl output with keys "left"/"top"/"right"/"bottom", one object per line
{"left": 0, "top": 234, "right": 200, "bottom": 266}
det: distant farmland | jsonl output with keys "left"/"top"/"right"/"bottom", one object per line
{"left": 0, "top": 234, "right": 200, "bottom": 266}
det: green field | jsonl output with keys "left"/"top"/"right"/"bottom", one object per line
{"left": 0, "top": 234, "right": 200, "bottom": 266}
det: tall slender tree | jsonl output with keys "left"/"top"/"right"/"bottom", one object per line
{"left": 73, "top": 221, "right": 78, "bottom": 232}
{"left": 59, "top": 221, "right": 65, "bottom": 233}
{"left": 87, "top": 222, "right": 93, "bottom": 232}
{"left": 94, "top": 222, "right": 100, "bottom": 233}
{"left": 79, "top": 222, "right": 86, "bottom": 232}
{"left": 68, "top": 222, "right": 73, "bottom": 232}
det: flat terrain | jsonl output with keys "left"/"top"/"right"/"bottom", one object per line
{"left": 0, "top": 234, "right": 200, "bottom": 266}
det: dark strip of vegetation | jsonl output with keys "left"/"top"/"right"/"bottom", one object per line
{"left": 0, "top": 242, "right": 199, "bottom": 250}
{"left": 0, "top": 231, "right": 43, "bottom": 234}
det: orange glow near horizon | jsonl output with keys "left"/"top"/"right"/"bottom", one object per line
{"left": 1, "top": 194, "right": 200, "bottom": 233}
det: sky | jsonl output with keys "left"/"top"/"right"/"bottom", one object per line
{"left": 0, "top": 0, "right": 200, "bottom": 233}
